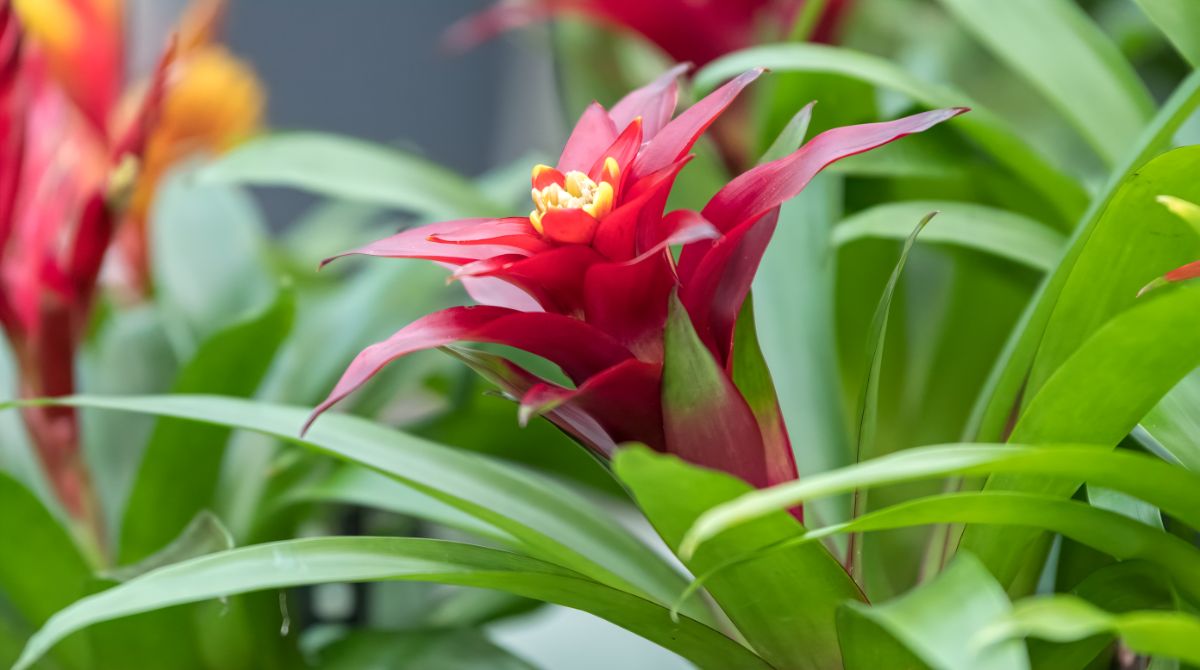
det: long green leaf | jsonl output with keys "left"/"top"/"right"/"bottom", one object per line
{"left": 842, "top": 553, "right": 1028, "bottom": 670}
{"left": 313, "top": 629, "right": 536, "bottom": 670}
{"left": 1131, "top": 0, "right": 1200, "bottom": 67}
{"left": 963, "top": 283, "right": 1200, "bottom": 587}
{"left": 200, "top": 132, "right": 503, "bottom": 219}
{"left": 978, "top": 595, "right": 1200, "bottom": 665}
{"left": 614, "top": 447, "right": 863, "bottom": 670}
{"left": 834, "top": 201, "right": 1065, "bottom": 273}
{"left": 786, "top": 493, "right": 1200, "bottom": 604}
{"left": 1026, "top": 146, "right": 1200, "bottom": 401}
{"left": 119, "top": 290, "right": 294, "bottom": 563}
{"left": 681, "top": 443, "right": 1200, "bottom": 554}
{"left": 933, "top": 0, "right": 1154, "bottom": 166}
{"left": 696, "top": 44, "right": 1087, "bottom": 224}
{"left": 0, "top": 472, "right": 91, "bottom": 669}
{"left": 12, "top": 538, "right": 765, "bottom": 670}
{"left": 1140, "top": 370, "right": 1200, "bottom": 471}
{"left": 970, "top": 69, "right": 1200, "bottom": 445}
{"left": 5, "top": 395, "right": 691, "bottom": 618}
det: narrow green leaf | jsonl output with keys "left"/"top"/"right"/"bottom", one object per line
{"left": 614, "top": 447, "right": 862, "bottom": 670}
{"left": 796, "top": 493, "right": 1200, "bottom": 604}
{"left": 1131, "top": 0, "right": 1200, "bottom": 67}
{"left": 1141, "top": 370, "right": 1200, "bottom": 471}
{"left": 200, "top": 132, "right": 503, "bottom": 218}
{"left": 834, "top": 201, "right": 1065, "bottom": 273}
{"left": 696, "top": 44, "right": 1088, "bottom": 224}
{"left": 7, "top": 395, "right": 691, "bottom": 618}
{"left": 1027, "top": 146, "right": 1200, "bottom": 401}
{"left": 13, "top": 538, "right": 766, "bottom": 670}
{"left": 759, "top": 103, "right": 814, "bottom": 164}
{"left": 843, "top": 553, "right": 1028, "bottom": 670}
{"left": 970, "top": 69, "right": 1200, "bottom": 446}
{"left": 978, "top": 596, "right": 1200, "bottom": 665}
{"left": 119, "top": 289, "right": 294, "bottom": 564}
{"left": 681, "top": 443, "right": 1200, "bottom": 554}
{"left": 934, "top": 0, "right": 1154, "bottom": 166}
{"left": 274, "top": 465, "right": 514, "bottom": 545}
{"left": 963, "top": 283, "right": 1200, "bottom": 587}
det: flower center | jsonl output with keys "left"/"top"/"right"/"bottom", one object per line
{"left": 528, "top": 159, "right": 619, "bottom": 234}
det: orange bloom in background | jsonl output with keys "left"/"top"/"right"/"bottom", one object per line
{"left": 15, "top": 0, "right": 265, "bottom": 295}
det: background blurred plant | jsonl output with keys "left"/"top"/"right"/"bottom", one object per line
{"left": 4, "top": 1, "right": 1200, "bottom": 669}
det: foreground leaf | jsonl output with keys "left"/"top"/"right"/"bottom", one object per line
{"left": 12, "top": 538, "right": 765, "bottom": 670}
{"left": 978, "top": 595, "right": 1200, "bottom": 665}
{"left": 615, "top": 447, "right": 862, "bottom": 670}
{"left": 682, "top": 443, "right": 1200, "bottom": 554}
{"left": 841, "top": 553, "right": 1028, "bottom": 670}
{"left": 6, "top": 395, "right": 692, "bottom": 617}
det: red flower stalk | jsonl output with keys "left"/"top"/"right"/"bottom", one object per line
{"left": 307, "top": 67, "right": 965, "bottom": 494}
{"left": 445, "top": 0, "right": 853, "bottom": 67}
{"left": 0, "top": 0, "right": 171, "bottom": 523}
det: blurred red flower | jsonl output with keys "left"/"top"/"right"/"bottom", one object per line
{"left": 307, "top": 67, "right": 964, "bottom": 492}
{"left": 446, "top": 0, "right": 852, "bottom": 67}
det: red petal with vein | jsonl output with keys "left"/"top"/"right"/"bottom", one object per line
{"left": 679, "top": 209, "right": 780, "bottom": 363}
{"left": 305, "top": 306, "right": 634, "bottom": 432}
{"left": 588, "top": 117, "right": 642, "bottom": 185}
{"left": 632, "top": 68, "right": 762, "bottom": 178}
{"left": 447, "top": 346, "right": 620, "bottom": 456}
{"left": 558, "top": 101, "right": 618, "bottom": 172}
{"left": 591, "top": 157, "right": 690, "bottom": 261}
{"left": 455, "top": 244, "right": 605, "bottom": 315}
{"left": 520, "top": 359, "right": 664, "bottom": 450}
{"left": 702, "top": 107, "right": 969, "bottom": 232}
{"left": 458, "top": 275, "right": 544, "bottom": 312}
{"left": 609, "top": 63, "right": 688, "bottom": 140}
{"left": 632, "top": 209, "right": 719, "bottom": 263}
{"left": 540, "top": 207, "right": 600, "bottom": 245}
{"left": 322, "top": 218, "right": 545, "bottom": 268}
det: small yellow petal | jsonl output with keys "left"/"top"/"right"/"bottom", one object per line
{"left": 603, "top": 157, "right": 620, "bottom": 183}
{"left": 531, "top": 164, "right": 554, "bottom": 182}
{"left": 530, "top": 210, "right": 544, "bottom": 234}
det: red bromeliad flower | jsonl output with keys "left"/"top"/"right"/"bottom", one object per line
{"left": 306, "top": 66, "right": 965, "bottom": 495}
{"left": 445, "top": 0, "right": 853, "bottom": 67}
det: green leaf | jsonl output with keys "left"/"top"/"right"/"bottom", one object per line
{"left": 834, "top": 201, "right": 1065, "bottom": 273}
{"left": 978, "top": 595, "right": 1200, "bottom": 665}
{"left": 10, "top": 395, "right": 691, "bottom": 618}
{"left": 843, "top": 553, "right": 1028, "bottom": 670}
{"left": 12, "top": 538, "right": 766, "bottom": 670}
{"left": 759, "top": 103, "right": 814, "bottom": 164}
{"left": 792, "top": 493, "right": 1200, "bottom": 604}
{"left": 274, "top": 465, "right": 514, "bottom": 545}
{"left": 1131, "top": 0, "right": 1200, "bottom": 67}
{"left": 614, "top": 447, "right": 862, "bottom": 670}
{"left": 696, "top": 44, "right": 1088, "bottom": 224}
{"left": 1140, "top": 370, "right": 1200, "bottom": 470}
{"left": 0, "top": 472, "right": 91, "bottom": 670}
{"left": 963, "top": 283, "right": 1200, "bottom": 588}
{"left": 200, "top": 132, "right": 503, "bottom": 219}
{"left": 150, "top": 168, "right": 276, "bottom": 354}
{"left": 933, "top": 0, "right": 1154, "bottom": 166}
{"left": 681, "top": 443, "right": 1200, "bottom": 554}
{"left": 118, "top": 289, "right": 294, "bottom": 564}
{"left": 313, "top": 628, "right": 536, "bottom": 670}
{"left": 969, "top": 69, "right": 1200, "bottom": 447}
{"left": 105, "top": 512, "right": 233, "bottom": 582}
{"left": 1026, "top": 146, "right": 1200, "bottom": 402}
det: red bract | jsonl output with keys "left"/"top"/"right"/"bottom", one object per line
{"left": 446, "top": 0, "right": 852, "bottom": 66}
{"left": 307, "top": 67, "right": 965, "bottom": 494}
